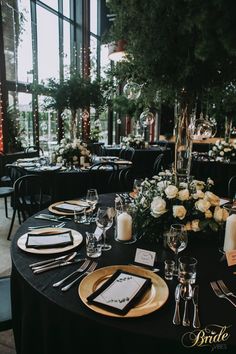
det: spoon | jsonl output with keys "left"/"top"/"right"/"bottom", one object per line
{"left": 180, "top": 283, "right": 193, "bottom": 327}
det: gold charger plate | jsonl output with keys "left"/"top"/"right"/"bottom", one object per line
{"left": 17, "top": 228, "right": 83, "bottom": 254}
{"left": 48, "top": 200, "right": 90, "bottom": 215}
{"left": 79, "top": 264, "right": 169, "bottom": 318}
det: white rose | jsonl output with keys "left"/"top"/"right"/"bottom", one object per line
{"left": 73, "top": 156, "right": 78, "bottom": 161}
{"left": 173, "top": 205, "right": 187, "bottom": 220}
{"left": 205, "top": 210, "right": 213, "bottom": 219}
{"left": 57, "top": 156, "right": 62, "bottom": 163}
{"left": 192, "top": 190, "right": 205, "bottom": 199}
{"left": 224, "top": 148, "right": 231, "bottom": 152}
{"left": 191, "top": 180, "right": 205, "bottom": 190}
{"left": 157, "top": 181, "right": 167, "bottom": 191}
{"left": 178, "top": 189, "right": 190, "bottom": 201}
{"left": 219, "top": 151, "right": 224, "bottom": 156}
{"left": 213, "top": 206, "right": 229, "bottom": 223}
{"left": 204, "top": 191, "right": 220, "bottom": 207}
{"left": 213, "top": 146, "right": 218, "bottom": 151}
{"left": 165, "top": 185, "right": 178, "bottom": 199}
{"left": 150, "top": 197, "right": 167, "bottom": 218}
{"left": 195, "top": 199, "right": 211, "bottom": 213}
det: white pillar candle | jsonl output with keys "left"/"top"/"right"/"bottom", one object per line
{"left": 223, "top": 214, "right": 236, "bottom": 252}
{"left": 117, "top": 212, "right": 132, "bottom": 241}
{"left": 80, "top": 156, "right": 85, "bottom": 166}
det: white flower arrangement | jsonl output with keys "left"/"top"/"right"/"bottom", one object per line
{"left": 121, "top": 134, "right": 145, "bottom": 149}
{"left": 132, "top": 170, "right": 227, "bottom": 242}
{"left": 52, "top": 138, "right": 91, "bottom": 166}
{"left": 208, "top": 139, "right": 236, "bottom": 161}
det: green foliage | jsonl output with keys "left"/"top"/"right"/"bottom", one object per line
{"left": 107, "top": 0, "right": 236, "bottom": 101}
{"left": 7, "top": 106, "right": 25, "bottom": 152}
{"left": 32, "top": 74, "right": 105, "bottom": 112}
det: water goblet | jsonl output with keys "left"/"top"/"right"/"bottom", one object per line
{"left": 95, "top": 207, "right": 114, "bottom": 251}
{"left": 86, "top": 189, "right": 99, "bottom": 223}
{"left": 166, "top": 224, "right": 188, "bottom": 276}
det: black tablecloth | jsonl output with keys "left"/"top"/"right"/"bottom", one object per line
{"left": 11, "top": 194, "right": 236, "bottom": 354}
{"left": 105, "top": 147, "right": 173, "bottom": 177}
{"left": 191, "top": 160, "right": 236, "bottom": 197}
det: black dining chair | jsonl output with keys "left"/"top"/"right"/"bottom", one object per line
{"left": 0, "top": 150, "right": 11, "bottom": 186}
{"left": 25, "top": 145, "right": 44, "bottom": 156}
{"left": 0, "top": 276, "right": 12, "bottom": 332}
{"left": 228, "top": 175, "right": 236, "bottom": 201}
{"left": 7, "top": 174, "right": 52, "bottom": 240}
{"left": 88, "top": 162, "right": 119, "bottom": 193}
{"left": 119, "top": 147, "right": 135, "bottom": 162}
{"left": 118, "top": 167, "right": 133, "bottom": 192}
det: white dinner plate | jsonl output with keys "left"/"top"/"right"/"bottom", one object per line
{"left": 17, "top": 228, "right": 83, "bottom": 254}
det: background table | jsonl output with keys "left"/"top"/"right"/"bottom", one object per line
{"left": 11, "top": 194, "right": 236, "bottom": 354}
{"left": 191, "top": 160, "right": 236, "bottom": 197}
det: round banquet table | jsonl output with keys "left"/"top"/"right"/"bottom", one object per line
{"left": 11, "top": 194, "right": 236, "bottom": 354}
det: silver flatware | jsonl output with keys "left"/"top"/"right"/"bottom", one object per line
{"left": 180, "top": 283, "right": 193, "bottom": 326}
{"left": 28, "top": 222, "right": 66, "bottom": 230}
{"left": 29, "top": 251, "right": 77, "bottom": 268}
{"left": 33, "top": 258, "right": 87, "bottom": 274}
{"left": 210, "top": 281, "right": 236, "bottom": 308}
{"left": 173, "top": 284, "right": 181, "bottom": 325}
{"left": 52, "top": 259, "right": 91, "bottom": 288}
{"left": 192, "top": 285, "right": 201, "bottom": 328}
{"left": 61, "top": 261, "right": 98, "bottom": 291}
{"left": 31, "top": 252, "right": 78, "bottom": 271}
{"left": 217, "top": 280, "right": 236, "bottom": 298}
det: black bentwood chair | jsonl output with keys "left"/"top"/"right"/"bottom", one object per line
{"left": 7, "top": 174, "right": 51, "bottom": 240}
{"left": 88, "top": 162, "right": 119, "bottom": 193}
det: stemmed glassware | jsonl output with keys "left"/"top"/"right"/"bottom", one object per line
{"left": 86, "top": 189, "right": 99, "bottom": 223}
{"left": 95, "top": 207, "right": 114, "bottom": 251}
{"left": 166, "top": 224, "right": 188, "bottom": 276}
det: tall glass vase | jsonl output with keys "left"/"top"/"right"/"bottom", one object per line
{"left": 174, "top": 97, "right": 194, "bottom": 182}
{"left": 224, "top": 116, "right": 232, "bottom": 143}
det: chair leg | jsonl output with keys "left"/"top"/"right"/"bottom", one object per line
{"left": 4, "top": 196, "right": 8, "bottom": 218}
{"left": 7, "top": 209, "right": 16, "bottom": 240}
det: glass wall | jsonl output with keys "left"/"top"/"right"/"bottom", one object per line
{"left": 0, "top": 0, "right": 108, "bottom": 153}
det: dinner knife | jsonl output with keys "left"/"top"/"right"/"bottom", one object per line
{"left": 29, "top": 252, "right": 76, "bottom": 268}
{"left": 173, "top": 284, "right": 181, "bottom": 325}
{"left": 33, "top": 258, "right": 86, "bottom": 274}
{"left": 192, "top": 285, "right": 201, "bottom": 328}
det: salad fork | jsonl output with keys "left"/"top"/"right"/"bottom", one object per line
{"left": 210, "top": 281, "right": 236, "bottom": 308}
{"left": 217, "top": 280, "right": 236, "bottom": 298}
{"left": 52, "top": 259, "right": 91, "bottom": 288}
{"left": 61, "top": 261, "right": 98, "bottom": 291}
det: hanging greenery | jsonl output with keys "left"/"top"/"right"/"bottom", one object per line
{"left": 106, "top": 0, "right": 236, "bottom": 103}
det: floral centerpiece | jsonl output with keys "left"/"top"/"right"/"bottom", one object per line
{"left": 208, "top": 139, "right": 236, "bottom": 161}
{"left": 121, "top": 134, "right": 145, "bottom": 149}
{"left": 52, "top": 138, "right": 91, "bottom": 166}
{"left": 132, "top": 170, "right": 228, "bottom": 243}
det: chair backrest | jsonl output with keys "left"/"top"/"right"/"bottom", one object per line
{"left": 13, "top": 174, "right": 48, "bottom": 217}
{"left": 5, "top": 164, "right": 26, "bottom": 186}
{"left": 152, "top": 153, "right": 164, "bottom": 176}
{"left": 98, "top": 145, "right": 107, "bottom": 156}
{"left": 88, "top": 162, "right": 119, "bottom": 193}
{"left": 118, "top": 167, "right": 133, "bottom": 192}
{"left": 228, "top": 175, "right": 236, "bottom": 201}
{"left": 119, "top": 147, "right": 135, "bottom": 161}
{"left": 25, "top": 145, "right": 44, "bottom": 156}
{"left": 0, "top": 276, "right": 12, "bottom": 332}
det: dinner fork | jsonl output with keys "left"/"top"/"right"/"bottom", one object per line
{"left": 210, "top": 281, "right": 236, "bottom": 308}
{"left": 217, "top": 280, "right": 236, "bottom": 298}
{"left": 61, "top": 261, "right": 98, "bottom": 291}
{"left": 52, "top": 259, "right": 90, "bottom": 288}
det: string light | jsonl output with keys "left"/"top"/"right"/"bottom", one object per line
{"left": 0, "top": 81, "right": 4, "bottom": 151}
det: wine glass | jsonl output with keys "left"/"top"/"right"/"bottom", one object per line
{"left": 86, "top": 189, "right": 99, "bottom": 223}
{"left": 166, "top": 224, "right": 188, "bottom": 276}
{"left": 95, "top": 207, "right": 114, "bottom": 251}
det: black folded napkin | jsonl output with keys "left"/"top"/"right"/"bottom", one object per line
{"left": 87, "top": 269, "right": 152, "bottom": 315}
{"left": 26, "top": 230, "right": 73, "bottom": 249}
